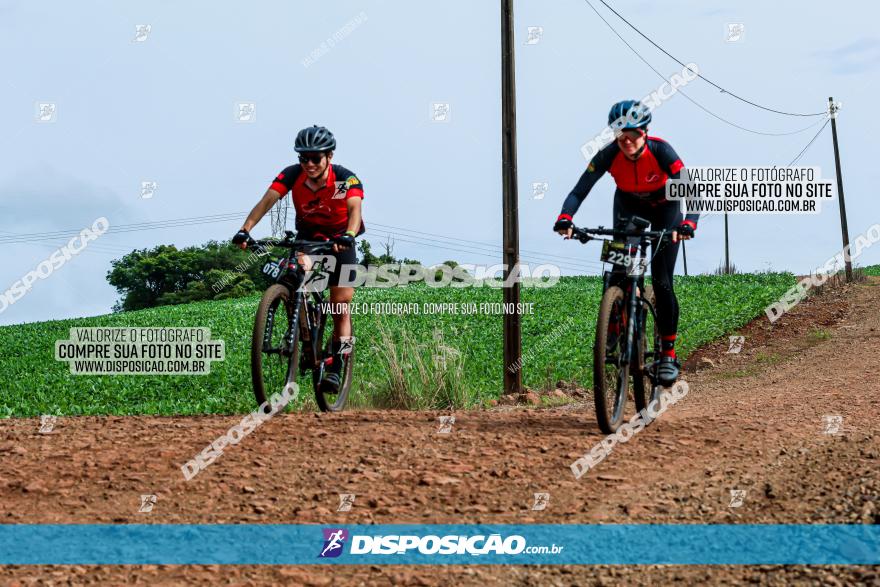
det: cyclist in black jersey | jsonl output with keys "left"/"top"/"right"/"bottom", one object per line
{"left": 554, "top": 100, "right": 699, "bottom": 385}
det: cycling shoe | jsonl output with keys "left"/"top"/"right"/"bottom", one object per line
{"left": 320, "top": 371, "right": 341, "bottom": 394}
{"left": 657, "top": 356, "right": 680, "bottom": 386}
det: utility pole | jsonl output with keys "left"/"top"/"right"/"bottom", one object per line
{"left": 724, "top": 212, "right": 730, "bottom": 274}
{"left": 828, "top": 97, "right": 853, "bottom": 282}
{"left": 501, "top": 0, "right": 522, "bottom": 394}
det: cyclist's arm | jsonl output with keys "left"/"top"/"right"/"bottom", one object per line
{"left": 241, "top": 165, "right": 300, "bottom": 232}
{"left": 241, "top": 189, "right": 282, "bottom": 232}
{"left": 655, "top": 140, "right": 700, "bottom": 229}
{"left": 345, "top": 195, "right": 362, "bottom": 236}
{"left": 340, "top": 170, "right": 365, "bottom": 236}
{"left": 672, "top": 166, "right": 700, "bottom": 229}
{"left": 558, "top": 148, "right": 613, "bottom": 221}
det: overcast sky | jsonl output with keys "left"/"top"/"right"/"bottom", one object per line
{"left": 1, "top": 0, "right": 878, "bottom": 325}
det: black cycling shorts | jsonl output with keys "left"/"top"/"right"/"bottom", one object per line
{"left": 297, "top": 231, "right": 358, "bottom": 288}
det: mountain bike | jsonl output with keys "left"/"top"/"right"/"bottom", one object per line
{"left": 247, "top": 231, "right": 354, "bottom": 412}
{"left": 569, "top": 217, "right": 673, "bottom": 433}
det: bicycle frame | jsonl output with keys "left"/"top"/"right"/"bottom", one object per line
{"left": 251, "top": 233, "right": 336, "bottom": 372}
{"left": 574, "top": 221, "right": 671, "bottom": 385}
{"left": 613, "top": 242, "right": 649, "bottom": 369}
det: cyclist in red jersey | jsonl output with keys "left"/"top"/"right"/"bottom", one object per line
{"left": 554, "top": 101, "right": 699, "bottom": 386}
{"left": 233, "top": 125, "right": 364, "bottom": 393}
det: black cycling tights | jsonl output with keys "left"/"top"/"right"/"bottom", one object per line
{"left": 612, "top": 194, "right": 682, "bottom": 338}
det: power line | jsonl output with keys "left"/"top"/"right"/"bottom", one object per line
{"left": 369, "top": 221, "right": 603, "bottom": 267}
{"left": 582, "top": 0, "right": 829, "bottom": 137}
{"left": 3, "top": 211, "right": 605, "bottom": 274}
{"left": 687, "top": 117, "right": 830, "bottom": 240}
{"left": 366, "top": 228, "right": 602, "bottom": 274}
{"left": 0, "top": 213, "right": 244, "bottom": 245}
{"left": 593, "top": 0, "right": 826, "bottom": 117}
{"left": 788, "top": 118, "right": 830, "bottom": 166}
{"left": 25, "top": 242, "right": 130, "bottom": 258}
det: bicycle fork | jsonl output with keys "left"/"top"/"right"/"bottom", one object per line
{"left": 283, "top": 293, "right": 304, "bottom": 355}
{"left": 622, "top": 282, "right": 639, "bottom": 364}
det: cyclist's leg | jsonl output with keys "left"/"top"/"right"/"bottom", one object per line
{"left": 325, "top": 245, "right": 358, "bottom": 379}
{"left": 329, "top": 287, "right": 353, "bottom": 336}
{"left": 648, "top": 200, "right": 683, "bottom": 380}
{"left": 607, "top": 193, "right": 641, "bottom": 348}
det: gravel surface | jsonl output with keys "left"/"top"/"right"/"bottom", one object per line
{"left": 1, "top": 278, "right": 878, "bottom": 585}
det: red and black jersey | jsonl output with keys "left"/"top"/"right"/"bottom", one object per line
{"left": 269, "top": 163, "right": 364, "bottom": 236}
{"left": 605, "top": 137, "right": 683, "bottom": 193}
{"left": 559, "top": 136, "right": 698, "bottom": 229}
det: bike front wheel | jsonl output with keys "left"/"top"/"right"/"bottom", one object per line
{"left": 251, "top": 284, "right": 301, "bottom": 409}
{"left": 593, "top": 285, "right": 629, "bottom": 433}
{"left": 633, "top": 285, "right": 662, "bottom": 412}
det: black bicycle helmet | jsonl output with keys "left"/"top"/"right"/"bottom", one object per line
{"left": 608, "top": 100, "right": 651, "bottom": 130}
{"left": 294, "top": 125, "right": 336, "bottom": 153}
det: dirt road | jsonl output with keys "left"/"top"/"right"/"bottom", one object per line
{"left": 1, "top": 278, "right": 879, "bottom": 585}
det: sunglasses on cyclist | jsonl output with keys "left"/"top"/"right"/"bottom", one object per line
{"left": 298, "top": 153, "right": 325, "bottom": 165}
{"left": 615, "top": 129, "right": 645, "bottom": 142}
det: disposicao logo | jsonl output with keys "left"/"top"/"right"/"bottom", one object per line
{"left": 319, "top": 528, "right": 348, "bottom": 558}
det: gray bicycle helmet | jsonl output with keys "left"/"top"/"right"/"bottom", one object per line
{"left": 294, "top": 125, "right": 336, "bottom": 152}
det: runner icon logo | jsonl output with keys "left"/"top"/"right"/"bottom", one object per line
{"left": 822, "top": 414, "right": 843, "bottom": 435}
{"left": 298, "top": 256, "right": 337, "bottom": 292}
{"left": 319, "top": 528, "right": 349, "bottom": 558}
{"left": 532, "top": 182, "right": 549, "bottom": 200}
{"left": 337, "top": 494, "right": 355, "bottom": 512}
{"left": 532, "top": 492, "right": 550, "bottom": 511}
{"left": 728, "top": 489, "right": 746, "bottom": 508}
{"left": 431, "top": 103, "right": 450, "bottom": 123}
{"left": 338, "top": 336, "right": 355, "bottom": 355}
{"left": 526, "top": 26, "right": 543, "bottom": 45}
{"left": 437, "top": 415, "right": 455, "bottom": 434}
{"left": 138, "top": 494, "right": 157, "bottom": 513}
{"left": 726, "top": 23, "right": 745, "bottom": 42}
{"left": 140, "top": 181, "right": 158, "bottom": 199}
{"left": 39, "top": 415, "right": 57, "bottom": 434}
{"left": 727, "top": 336, "right": 745, "bottom": 354}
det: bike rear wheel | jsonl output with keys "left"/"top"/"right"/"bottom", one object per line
{"left": 312, "top": 300, "right": 354, "bottom": 412}
{"left": 593, "top": 286, "right": 629, "bottom": 433}
{"left": 633, "top": 285, "right": 662, "bottom": 412}
{"left": 251, "top": 284, "right": 300, "bottom": 409}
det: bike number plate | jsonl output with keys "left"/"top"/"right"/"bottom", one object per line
{"left": 600, "top": 240, "right": 628, "bottom": 266}
{"left": 262, "top": 260, "right": 283, "bottom": 279}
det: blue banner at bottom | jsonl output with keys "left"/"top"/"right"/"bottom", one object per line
{"left": 0, "top": 524, "right": 877, "bottom": 565}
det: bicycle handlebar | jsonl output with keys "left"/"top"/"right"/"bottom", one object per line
{"left": 246, "top": 235, "right": 337, "bottom": 254}
{"left": 570, "top": 225, "right": 673, "bottom": 244}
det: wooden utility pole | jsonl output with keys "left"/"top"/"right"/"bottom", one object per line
{"left": 828, "top": 97, "right": 853, "bottom": 282}
{"left": 724, "top": 212, "right": 730, "bottom": 274}
{"left": 501, "top": 0, "right": 522, "bottom": 394}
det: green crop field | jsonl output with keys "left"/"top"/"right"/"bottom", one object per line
{"left": 0, "top": 273, "right": 796, "bottom": 417}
